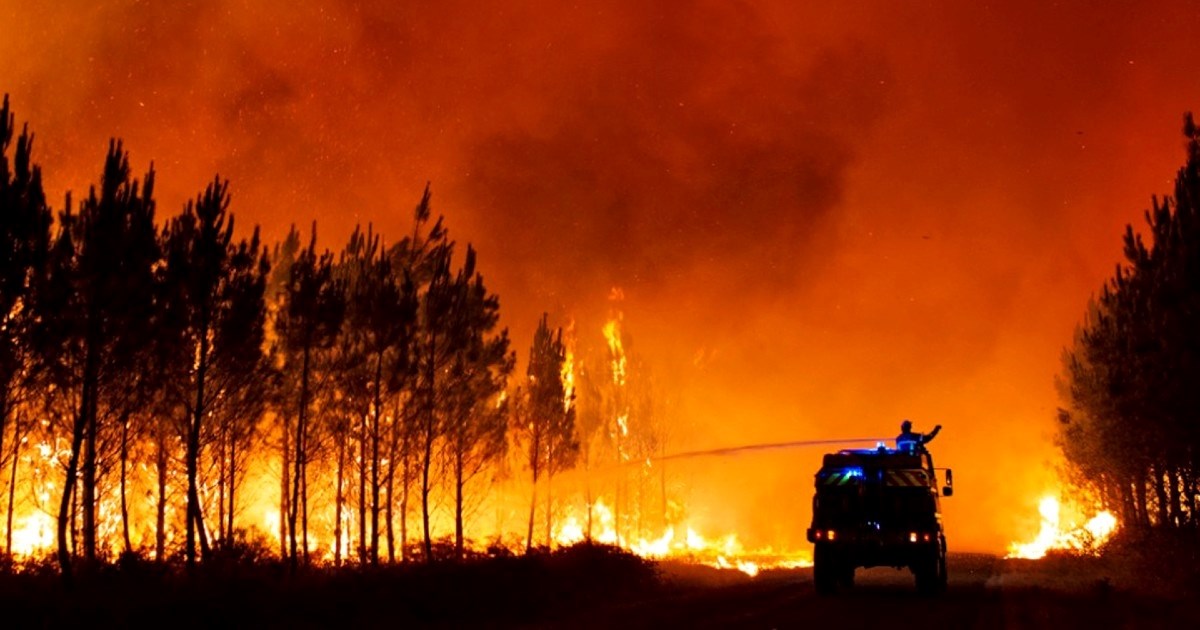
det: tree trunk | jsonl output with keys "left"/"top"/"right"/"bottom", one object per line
{"left": 1153, "top": 463, "right": 1170, "bottom": 527}
{"left": 421, "top": 412, "right": 434, "bottom": 562}
{"left": 358, "top": 411, "right": 367, "bottom": 564}
{"left": 81, "top": 381, "right": 97, "bottom": 565}
{"left": 289, "top": 343, "right": 311, "bottom": 566}
{"left": 155, "top": 424, "right": 167, "bottom": 561}
{"left": 69, "top": 471, "right": 79, "bottom": 558}
{"left": 186, "top": 412, "right": 207, "bottom": 559}
{"left": 545, "top": 468, "right": 553, "bottom": 548}
{"left": 1168, "top": 467, "right": 1183, "bottom": 528}
{"left": 335, "top": 422, "right": 346, "bottom": 566}
{"left": 1186, "top": 467, "right": 1198, "bottom": 528}
{"left": 454, "top": 442, "right": 464, "bottom": 560}
{"left": 1118, "top": 473, "right": 1135, "bottom": 527}
{"left": 227, "top": 430, "right": 237, "bottom": 543}
{"left": 301, "top": 441, "right": 309, "bottom": 564}
{"left": 371, "top": 351, "right": 383, "bottom": 564}
{"left": 384, "top": 397, "right": 399, "bottom": 563}
{"left": 400, "top": 427, "right": 410, "bottom": 563}
{"left": 6, "top": 412, "right": 22, "bottom": 557}
{"left": 58, "top": 408, "right": 85, "bottom": 580}
{"left": 279, "top": 413, "right": 290, "bottom": 560}
{"left": 217, "top": 424, "right": 226, "bottom": 545}
{"left": 119, "top": 413, "right": 132, "bottom": 555}
{"left": 0, "top": 393, "right": 7, "bottom": 494}
{"left": 59, "top": 345, "right": 96, "bottom": 581}
{"left": 526, "top": 431, "right": 540, "bottom": 554}
{"left": 421, "top": 334, "right": 436, "bottom": 563}
{"left": 186, "top": 325, "right": 211, "bottom": 567}
{"left": 1136, "top": 469, "right": 1150, "bottom": 528}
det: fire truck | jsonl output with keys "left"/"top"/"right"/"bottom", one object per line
{"left": 806, "top": 445, "right": 954, "bottom": 594}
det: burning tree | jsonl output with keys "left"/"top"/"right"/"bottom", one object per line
{"left": 384, "top": 186, "right": 446, "bottom": 562}
{"left": 34, "top": 140, "right": 159, "bottom": 577}
{"left": 159, "top": 178, "right": 271, "bottom": 566}
{"left": 398, "top": 187, "right": 515, "bottom": 561}
{"left": 0, "top": 95, "right": 51, "bottom": 557}
{"left": 275, "top": 225, "right": 346, "bottom": 566}
{"left": 520, "top": 314, "right": 578, "bottom": 552}
{"left": 441, "top": 246, "right": 513, "bottom": 559}
{"left": 590, "top": 303, "right": 669, "bottom": 544}
{"left": 331, "top": 224, "right": 417, "bottom": 564}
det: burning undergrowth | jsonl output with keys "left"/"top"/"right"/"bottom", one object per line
{"left": 1006, "top": 494, "right": 1118, "bottom": 560}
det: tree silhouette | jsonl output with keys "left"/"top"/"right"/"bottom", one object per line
{"left": 0, "top": 102, "right": 579, "bottom": 569}
{"left": 207, "top": 233, "right": 271, "bottom": 547}
{"left": 442, "top": 246, "right": 513, "bottom": 559}
{"left": 0, "top": 95, "right": 51, "bottom": 556}
{"left": 1060, "top": 113, "right": 1200, "bottom": 531}
{"left": 384, "top": 186, "right": 446, "bottom": 561}
{"left": 267, "top": 227, "right": 301, "bottom": 559}
{"left": 160, "top": 180, "right": 272, "bottom": 563}
{"left": 521, "top": 314, "right": 578, "bottom": 552}
{"left": 277, "top": 225, "right": 344, "bottom": 566}
{"left": 417, "top": 244, "right": 454, "bottom": 562}
{"left": 34, "top": 139, "right": 158, "bottom": 577}
{"left": 333, "top": 224, "right": 416, "bottom": 564}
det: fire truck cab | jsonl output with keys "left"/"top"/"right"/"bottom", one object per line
{"left": 806, "top": 445, "right": 953, "bottom": 595}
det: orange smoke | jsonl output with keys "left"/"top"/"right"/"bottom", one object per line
{"left": 4, "top": 1, "right": 1200, "bottom": 556}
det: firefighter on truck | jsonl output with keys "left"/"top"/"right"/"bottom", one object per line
{"left": 807, "top": 419, "right": 953, "bottom": 595}
{"left": 896, "top": 419, "right": 941, "bottom": 453}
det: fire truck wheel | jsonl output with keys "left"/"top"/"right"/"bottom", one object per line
{"left": 837, "top": 562, "right": 855, "bottom": 589}
{"left": 914, "top": 549, "right": 946, "bottom": 595}
{"left": 813, "top": 543, "right": 837, "bottom": 595}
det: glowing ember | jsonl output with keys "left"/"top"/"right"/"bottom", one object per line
{"left": 1006, "top": 495, "right": 1118, "bottom": 559}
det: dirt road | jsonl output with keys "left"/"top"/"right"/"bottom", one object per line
{"left": 568, "top": 554, "right": 1195, "bottom": 629}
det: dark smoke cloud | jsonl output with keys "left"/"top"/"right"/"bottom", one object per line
{"left": 461, "top": 18, "right": 890, "bottom": 334}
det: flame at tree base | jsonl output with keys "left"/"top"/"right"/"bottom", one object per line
{"left": 552, "top": 500, "right": 811, "bottom": 576}
{"left": 1006, "top": 496, "right": 1118, "bottom": 560}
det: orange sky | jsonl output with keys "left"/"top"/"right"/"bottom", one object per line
{"left": 4, "top": 0, "right": 1200, "bottom": 552}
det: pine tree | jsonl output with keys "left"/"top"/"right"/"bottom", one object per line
{"left": 522, "top": 314, "right": 578, "bottom": 552}
{"left": 35, "top": 140, "right": 158, "bottom": 577}
{"left": 1060, "top": 113, "right": 1200, "bottom": 530}
{"left": 334, "top": 224, "right": 416, "bottom": 564}
{"left": 276, "top": 224, "right": 344, "bottom": 566}
{"left": 442, "top": 246, "right": 513, "bottom": 559}
{"left": 0, "top": 95, "right": 51, "bottom": 555}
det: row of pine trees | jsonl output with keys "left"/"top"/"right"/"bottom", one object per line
{"left": 1059, "top": 114, "right": 1200, "bottom": 533}
{"left": 0, "top": 95, "right": 648, "bottom": 576}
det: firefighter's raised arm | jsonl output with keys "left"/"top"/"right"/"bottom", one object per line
{"left": 923, "top": 424, "right": 943, "bottom": 444}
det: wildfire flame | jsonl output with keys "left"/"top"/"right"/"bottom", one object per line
{"left": 9, "top": 511, "right": 54, "bottom": 557}
{"left": 552, "top": 499, "right": 811, "bottom": 576}
{"left": 561, "top": 321, "right": 576, "bottom": 413}
{"left": 0, "top": 294, "right": 809, "bottom": 577}
{"left": 0, "top": 427, "right": 807, "bottom": 576}
{"left": 602, "top": 319, "right": 627, "bottom": 388}
{"left": 1006, "top": 495, "right": 1118, "bottom": 559}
